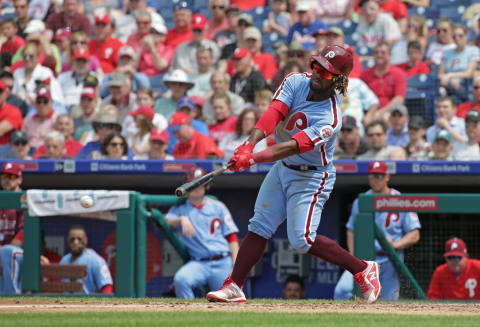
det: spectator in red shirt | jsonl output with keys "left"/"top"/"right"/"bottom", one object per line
{"left": 230, "top": 0, "right": 266, "bottom": 11}
{"left": 395, "top": 41, "right": 430, "bottom": 77}
{"left": 165, "top": 1, "right": 193, "bottom": 52}
{"left": 170, "top": 112, "right": 223, "bottom": 159}
{"left": 46, "top": 0, "right": 91, "bottom": 36}
{"left": 88, "top": 15, "right": 124, "bottom": 74}
{"left": 361, "top": 42, "right": 407, "bottom": 125}
{"left": 428, "top": 237, "right": 480, "bottom": 300}
{"left": 1, "top": 19, "right": 25, "bottom": 57}
{"left": 206, "top": 0, "right": 229, "bottom": 40}
{"left": 456, "top": 78, "right": 480, "bottom": 119}
{"left": 208, "top": 93, "right": 238, "bottom": 144}
{"left": 0, "top": 81, "right": 23, "bottom": 145}
{"left": 377, "top": 0, "right": 408, "bottom": 33}
{"left": 243, "top": 26, "right": 278, "bottom": 85}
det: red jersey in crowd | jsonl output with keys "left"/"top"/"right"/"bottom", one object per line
{"left": 209, "top": 116, "right": 238, "bottom": 143}
{"left": 88, "top": 37, "right": 124, "bottom": 74}
{"left": 0, "top": 102, "right": 23, "bottom": 145}
{"left": 396, "top": 61, "right": 430, "bottom": 77}
{"left": 378, "top": 0, "right": 408, "bottom": 20}
{"left": 173, "top": 130, "right": 223, "bottom": 159}
{"left": 360, "top": 65, "right": 407, "bottom": 108}
{"left": 229, "top": 0, "right": 266, "bottom": 10}
{"left": 0, "top": 36, "right": 25, "bottom": 56}
{"left": 427, "top": 259, "right": 480, "bottom": 300}
{"left": 456, "top": 102, "right": 480, "bottom": 119}
{"left": 46, "top": 11, "right": 92, "bottom": 36}
{"left": 0, "top": 208, "right": 24, "bottom": 246}
{"left": 32, "top": 137, "right": 83, "bottom": 159}
{"left": 165, "top": 27, "right": 193, "bottom": 52}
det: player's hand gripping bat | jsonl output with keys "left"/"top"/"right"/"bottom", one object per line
{"left": 175, "top": 162, "right": 235, "bottom": 198}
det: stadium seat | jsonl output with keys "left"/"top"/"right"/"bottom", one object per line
{"left": 406, "top": 74, "right": 439, "bottom": 123}
{"left": 438, "top": 6, "right": 466, "bottom": 23}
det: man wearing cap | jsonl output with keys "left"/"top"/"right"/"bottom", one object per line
{"left": 206, "top": 0, "right": 229, "bottom": 40}
{"left": 355, "top": 0, "right": 401, "bottom": 49}
{"left": 58, "top": 48, "right": 98, "bottom": 108}
{"left": 0, "top": 162, "right": 25, "bottom": 294}
{"left": 428, "top": 237, "right": 480, "bottom": 300}
{"left": 243, "top": 26, "right": 278, "bottom": 85}
{"left": 134, "top": 128, "right": 173, "bottom": 160}
{"left": 165, "top": 1, "right": 193, "bottom": 51}
{"left": 426, "top": 96, "right": 467, "bottom": 145}
{"left": 358, "top": 120, "right": 406, "bottom": 160}
{"left": 8, "top": 131, "right": 31, "bottom": 159}
{"left": 219, "top": 12, "right": 253, "bottom": 67}
{"left": 386, "top": 104, "right": 409, "bottom": 147}
{"left": 335, "top": 160, "right": 421, "bottom": 301}
{"left": 230, "top": 48, "right": 268, "bottom": 104}
{"left": 188, "top": 46, "right": 215, "bottom": 97}
{"left": 456, "top": 77, "right": 480, "bottom": 120}
{"left": 405, "top": 116, "right": 429, "bottom": 160}
{"left": 73, "top": 87, "right": 98, "bottom": 141}
{"left": 214, "top": 5, "right": 240, "bottom": 49}
{"left": 0, "top": 80, "right": 23, "bottom": 145}
{"left": 429, "top": 129, "right": 453, "bottom": 160}
{"left": 336, "top": 115, "right": 369, "bottom": 159}
{"left": 171, "top": 13, "right": 220, "bottom": 75}
{"left": 154, "top": 70, "right": 194, "bottom": 120}
{"left": 100, "top": 72, "right": 137, "bottom": 124}
{"left": 453, "top": 110, "right": 480, "bottom": 160}
{"left": 46, "top": 0, "right": 91, "bottom": 36}
{"left": 286, "top": 1, "right": 327, "bottom": 51}
{"left": 88, "top": 14, "right": 124, "bottom": 74}
{"left": 170, "top": 112, "right": 223, "bottom": 159}
{"left": 21, "top": 87, "right": 58, "bottom": 149}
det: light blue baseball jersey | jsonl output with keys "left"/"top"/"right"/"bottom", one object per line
{"left": 273, "top": 72, "right": 342, "bottom": 168}
{"left": 346, "top": 188, "right": 421, "bottom": 259}
{"left": 166, "top": 197, "right": 239, "bottom": 261}
{"left": 60, "top": 248, "right": 113, "bottom": 294}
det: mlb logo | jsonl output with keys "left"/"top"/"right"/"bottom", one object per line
{"left": 320, "top": 126, "right": 333, "bottom": 139}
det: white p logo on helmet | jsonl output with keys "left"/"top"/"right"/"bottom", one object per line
{"left": 325, "top": 51, "right": 336, "bottom": 58}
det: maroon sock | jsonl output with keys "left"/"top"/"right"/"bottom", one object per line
{"left": 230, "top": 231, "right": 267, "bottom": 287}
{"left": 307, "top": 235, "right": 367, "bottom": 274}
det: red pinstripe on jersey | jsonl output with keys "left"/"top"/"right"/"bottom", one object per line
{"left": 273, "top": 72, "right": 296, "bottom": 100}
{"left": 312, "top": 95, "right": 339, "bottom": 145}
{"left": 320, "top": 144, "right": 328, "bottom": 165}
{"left": 304, "top": 172, "right": 328, "bottom": 245}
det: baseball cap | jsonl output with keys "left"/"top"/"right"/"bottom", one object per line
{"left": 84, "top": 74, "right": 99, "bottom": 88}
{"left": 24, "top": 20, "right": 45, "bottom": 34}
{"left": 149, "top": 128, "right": 169, "bottom": 143}
{"left": 390, "top": 104, "right": 408, "bottom": 116}
{"left": 73, "top": 48, "right": 90, "bottom": 60}
{"left": 408, "top": 116, "right": 425, "bottom": 129}
{"left": 81, "top": 87, "right": 96, "bottom": 99}
{"left": 238, "top": 13, "right": 253, "bottom": 26}
{"left": 192, "top": 13, "right": 207, "bottom": 30}
{"left": 434, "top": 129, "right": 452, "bottom": 143}
{"left": 342, "top": 115, "right": 357, "bottom": 130}
{"left": 313, "top": 28, "right": 328, "bottom": 37}
{"left": 177, "top": 97, "right": 195, "bottom": 111}
{"left": 444, "top": 237, "right": 468, "bottom": 258}
{"left": 54, "top": 28, "right": 71, "bottom": 41}
{"left": 10, "top": 131, "right": 28, "bottom": 144}
{"left": 151, "top": 21, "right": 167, "bottom": 34}
{"left": 169, "top": 112, "right": 191, "bottom": 131}
{"left": 174, "top": 1, "right": 190, "bottom": 11}
{"left": 0, "top": 80, "right": 6, "bottom": 92}
{"left": 232, "top": 48, "right": 252, "bottom": 59}
{"left": 296, "top": 1, "right": 312, "bottom": 11}
{"left": 466, "top": 110, "right": 480, "bottom": 123}
{"left": 327, "top": 26, "right": 344, "bottom": 38}
{"left": 36, "top": 87, "right": 51, "bottom": 100}
{"left": 129, "top": 106, "right": 155, "bottom": 121}
{"left": 1, "top": 162, "right": 22, "bottom": 177}
{"left": 118, "top": 46, "right": 135, "bottom": 59}
{"left": 368, "top": 161, "right": 388, "bottom": 174}
{"left": 190, "top": 95, "right": 205, "bottom": 108}
{"left": 288, "top": 41, "right": 305, "bottom": 51}
{"left": 108, "top": 72, "right": 126, "bottom": 87}
{"left": 244, "top": 27, "right": 261, "bottom": 40}
{"left": 95, "top": 14, "right": 111, "bottom": 25}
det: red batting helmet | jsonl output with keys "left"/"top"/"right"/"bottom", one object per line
{"left": 310, "top": 45, "right": 354, "bottom": 77}
{"left": 184, "top": 167, "right": 207, "bottom": 182}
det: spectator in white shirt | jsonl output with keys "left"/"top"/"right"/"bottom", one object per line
{"left": 453, "top": 110, "right": 480, "bottom": 160}
{"left": 426, "top": 96, "right": 467, "bottom": 145}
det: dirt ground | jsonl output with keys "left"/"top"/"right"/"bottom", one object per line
{"left": 0, "top": 299, "right": 479, "bottom": 315}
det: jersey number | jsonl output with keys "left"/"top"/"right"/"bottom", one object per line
{"left": 285, "top": 112, "right": 308, "bottom": 131}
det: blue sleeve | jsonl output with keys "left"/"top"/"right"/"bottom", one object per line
{"left": 134, "top": 73, "right": 151, "bottom": 90}
{"left": 166, "top": 206, "right": 180, "bottom": 220}
{"left": 303, "top": 95, "right": 342, "bottom": 146}
{"left": 286, "top": 24, "right": 295, "bottom": 44}
{"left": 100, "top": 74, "right": 110, "bottom": 99}
{"left": 218, "top": 201, "right": 238, "bottom": 237}
{"left": 192, "top": 120, "right": 210, "bottom": 136}
{"left": 346, "top": 198, "right": 359, "bottom": 231}
{"left": 402, "top": 212, "right": 421, "bottom": 234}
{"left": 92, "top": 254, "right": 113, "bottom": 290}
{"left": 272, "top": 73, "right": 298, "bottom": 108}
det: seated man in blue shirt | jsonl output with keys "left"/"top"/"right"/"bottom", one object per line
{"left": 386, "top": 104, "right": 409, "bottom": 147}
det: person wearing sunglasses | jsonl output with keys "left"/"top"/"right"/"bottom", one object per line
{"left": 335, "top": 160, "right": 421, "bottom": 301}
{"left": 335, "top": 115, "right": 368, "bottom": 159}
{"left": 428, "top": 237, "right": 480, "bottom": 300}
{"left": 59, "top": 224, "right": 113, "bottom": 294}
{"left": 9, "top": 130, "right": 31, "bottom": 159}
{"left": 206, "top": 0, "right": 229, "bottom": 40}
{"left": 207, "top": 46, "right": 382, "bottom": 304}
{"left": 100, "top": 132, "right": 129, "bottom": 160}
{"left": 0, "top": 80, "right": 23, "bottom": 146}
{"left": 426, "top": 17, "right": 455, "bottom": 66}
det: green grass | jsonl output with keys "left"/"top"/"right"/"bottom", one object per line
{"left": 1, "top": 311, "right": 479, "bottom": 327}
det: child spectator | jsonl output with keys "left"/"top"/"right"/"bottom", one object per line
{"left": 391, "top": 15, "right": 428, "bottom": 65}
{"left": 0, "top": 19, "right": 25, "bottom": 57}
{"left": 129, "top": 106, "right": 155, "bottom": 156}
{"left": 208, "top": 93, "right": 238, "bottom": 144}
{"left": 395, "top": 41, "right": 430, "bottom": 77}
{"left": 263, "top": 0, "right": 290, "bottom": 37}
{"left": 253, "top": 89, "right": 273, "bottom": 120}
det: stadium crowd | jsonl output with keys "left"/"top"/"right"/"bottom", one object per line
{"left": 0, "top": 0, "right": 479, "bottom": 161}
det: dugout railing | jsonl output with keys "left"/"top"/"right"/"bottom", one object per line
{"left": 354, "top": 193, "right": 480, "bottom": 300}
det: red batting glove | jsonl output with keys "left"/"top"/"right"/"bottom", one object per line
{"left": 234, "top": 140, "right": 254, "bottom": 156}
{"left": 228, "top": 152, "right": 256, "bottom": 172}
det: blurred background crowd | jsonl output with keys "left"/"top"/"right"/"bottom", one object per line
{"left": 0, "top": 0, "right": 479, "bottom": 162}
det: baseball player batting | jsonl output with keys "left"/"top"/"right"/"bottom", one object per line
{"left": 206, "top": 45, "right": 381, "bottom": 303}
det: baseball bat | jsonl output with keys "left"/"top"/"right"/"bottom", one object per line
{"left": 175, "top": 162, "right": 235, "bottom": 198}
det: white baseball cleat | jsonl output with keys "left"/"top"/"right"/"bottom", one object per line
{"left": 353, "top": 260, "right": 381, "bottom": 304}
{"left": 206, "top": 277, "right": 246, "bottom": 303}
